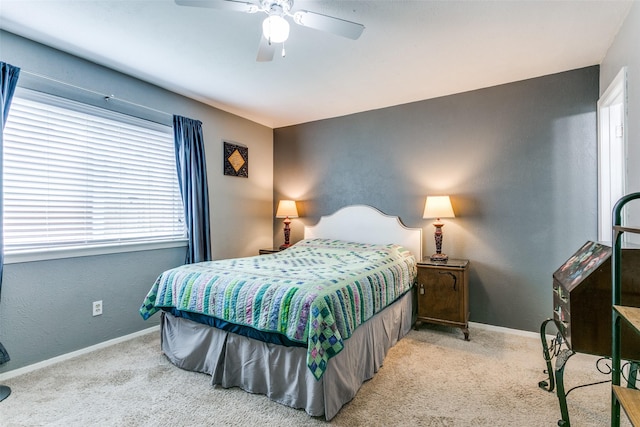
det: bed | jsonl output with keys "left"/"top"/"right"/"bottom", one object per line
{"left": 139, "top": 205, "right": 422, "bottom": 420}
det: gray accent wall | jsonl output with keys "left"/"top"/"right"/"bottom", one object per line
{"left": 0, "top": 31, "right": 273, "bottom": 373}
{"left": 274, "top": 66, "right": 599, "bottom": 333}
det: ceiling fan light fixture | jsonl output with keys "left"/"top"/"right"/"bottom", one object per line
{"left": 263, "top": 15, "right": 290, "bottom": 43}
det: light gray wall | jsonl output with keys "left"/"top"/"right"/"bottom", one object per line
{"left": 0, "top": 31, "right": 273, "bottom": 373}
{"left": 274, "top": 66, "right": 599, "bottom": 333}
{"left": 600, "top": 2, "right": 640, "bottom": 219}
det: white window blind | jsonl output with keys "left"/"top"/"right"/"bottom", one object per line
{"left": 3, "top": 89, "right": 186, "bottom": 255}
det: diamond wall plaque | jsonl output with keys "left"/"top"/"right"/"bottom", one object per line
{"left": 223, "top": 141, "right": 248, "bottom": 178}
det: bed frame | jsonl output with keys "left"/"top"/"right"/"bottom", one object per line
{"left": 160, "top": 205, "right": 422, "bottom": 420}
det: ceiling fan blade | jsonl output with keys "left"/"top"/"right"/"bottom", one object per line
{"left": 293, "top": 10, "right": 364, "bottom": 40}
{"left": 256, "top": 36, "right": 276, "bottom": 62}
{"left": 174, "top": 0, "right": 258, "bottom": 13}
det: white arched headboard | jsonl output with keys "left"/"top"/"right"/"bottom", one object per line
{"left": 304, "top": 205, "right": 422, "bottom": 260}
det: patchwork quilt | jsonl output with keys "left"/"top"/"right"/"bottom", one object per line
{"left": 140, "top": 238, "right": 417, "bottom": 379}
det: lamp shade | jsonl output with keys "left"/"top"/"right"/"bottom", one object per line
{"left": 423, "top": 196, "right": 455, "bottom": 219}
{"left": 276, "top": 200, "right": 298, "bottom": 218}
{"left": 263, "top": 15, "right": 290, "bottom": 43}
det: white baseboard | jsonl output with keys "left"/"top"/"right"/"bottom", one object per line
{"left": 469, "top": 321, "right": 543, "bottom": 339}
{"left": 0, "top": 325, "right": 160, "bottom": 382}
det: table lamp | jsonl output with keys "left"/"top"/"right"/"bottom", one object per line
{"left": 423, "top": 196, "right": 455, "bottom": 262}
{"left": 276, "top": 200, "right": 298, "bottom": 250}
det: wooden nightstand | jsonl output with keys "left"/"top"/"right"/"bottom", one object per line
{"left": 415, "top": 258, "right": 470, "bottom": 340}
{"left": 258, "top": 248, "right": 282, "bottom": 255}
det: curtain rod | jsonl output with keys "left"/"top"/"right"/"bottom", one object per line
{"left": 20, "top": 69, "right": 174, "bottom": 120}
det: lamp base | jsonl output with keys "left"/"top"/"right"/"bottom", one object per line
{"left": 0, "top": 385, "right": 11, "bottom": 402}
{"left": 279, "top": 243, "right": 291, "bottom": 250}
{"left": 430, "top": 253, "right": 449, "bottom": 262}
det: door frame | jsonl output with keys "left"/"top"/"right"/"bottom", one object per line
{"left": 597, "top": 67, "right": 628, "bottom": 242}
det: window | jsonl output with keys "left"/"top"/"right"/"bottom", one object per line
{"left": 3, "top": 89, "right": 186, "bottom": 260}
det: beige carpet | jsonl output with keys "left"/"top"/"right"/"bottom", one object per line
{"left": 0, "top": 324, "right": 632, "bottom": 426}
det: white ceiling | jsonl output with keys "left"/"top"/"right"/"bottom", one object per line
{"left": 0, "top": 0, "right": 633, "bottom": 128}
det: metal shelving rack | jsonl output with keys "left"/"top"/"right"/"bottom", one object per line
{"left": 612, "top": 192, "right": 640, "bottom": 426}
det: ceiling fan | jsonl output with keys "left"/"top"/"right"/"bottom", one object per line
{"left": 175, "top": 0, "right": 365, "bottom": 62}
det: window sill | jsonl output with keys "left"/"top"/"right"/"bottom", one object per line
{"left": 4, "top": 239, "right": 188, "bottom": 264}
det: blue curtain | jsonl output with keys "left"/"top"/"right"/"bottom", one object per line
{"left": 0, "top": 62, "right": 21, "bottom": 366}
{"left": 173, "top": 115, "right": 212, "bottom": 264}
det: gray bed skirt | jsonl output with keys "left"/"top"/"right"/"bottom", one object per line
{"left": 160, "top": 289, "right": 414, "bottom": 420}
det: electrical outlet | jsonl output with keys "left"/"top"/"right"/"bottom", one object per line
{"left": 92, "top": 300, "right": 103, "bottom": 316}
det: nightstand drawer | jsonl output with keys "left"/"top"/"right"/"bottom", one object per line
{"left": 417, "top": 268, "right": 465, "bottom": 322}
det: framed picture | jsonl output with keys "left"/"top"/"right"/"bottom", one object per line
{"left": 223, "top": 141, "right": 248, "bottom": 178}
